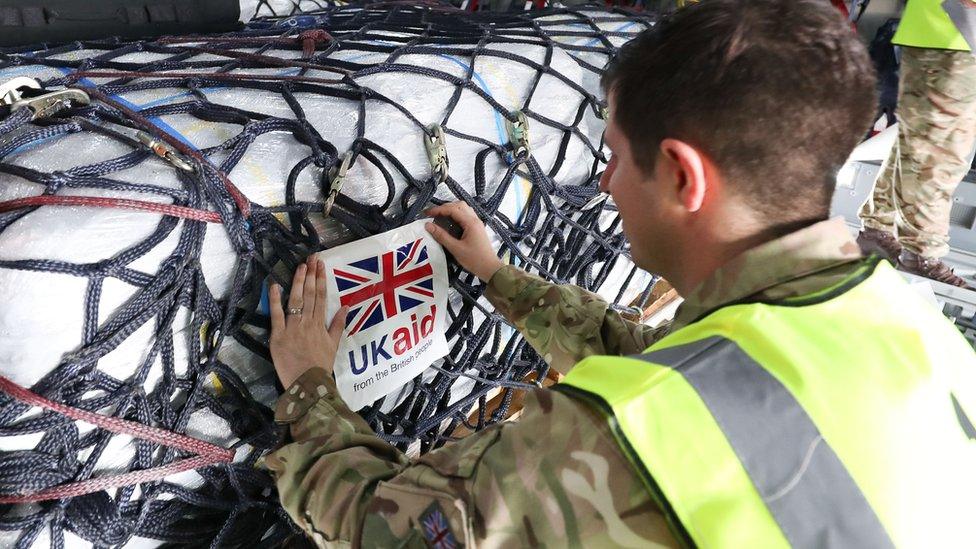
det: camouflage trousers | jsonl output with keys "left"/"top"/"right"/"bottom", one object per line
{"left": 859, "top": 46, "right": 976, "bottom": 258}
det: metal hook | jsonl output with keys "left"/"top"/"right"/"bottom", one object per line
{"left": 582, "top": 192, "right": 612, "bottom": 211}
{"left": 0, "top": 77, "right": 41, "bottom": 104}
{"left": 506, "top": 110, "right": 530, "bottom": 157}
{"left": 324, "top": 151, "right": 352, "bottom": 217}
{"left": 136, "top": 131, "right": 195, "bottom": 172}
{"left": 1, "top": 77, "right": 90, "bottom": 121}
{"left": 424, "top": 124, "right": 449, "bottom": 184}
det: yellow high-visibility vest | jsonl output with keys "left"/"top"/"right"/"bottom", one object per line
{"left": 559, "top": 258, "right": 976, "bottom": 547}
{"left": 894, "top": 0, "right": 971, "bottom": 51}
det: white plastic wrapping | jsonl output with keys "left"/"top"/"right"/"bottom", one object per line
{"left": 0, "top": 13, "right": 648, "bottom": 398}
{"left": 239, "top": 0, "right": 328, "bottom": 21}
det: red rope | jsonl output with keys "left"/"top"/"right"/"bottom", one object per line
{"left": 298, "top": 29, "right": 334, "bottom": 58}
{"left": 163, "top": 29, "right": 336, "bottom": 58}
{"left": 70, "top": 70, "right": 344, "bottom": 86}
{"left": 0, "top": 195, "right": 223, "bottom": 223}
{"left": 79, "top": 87, "right": 254, "bottom": 219}
{"left": 0, "top": 375, "right": 234, "bottom": 503}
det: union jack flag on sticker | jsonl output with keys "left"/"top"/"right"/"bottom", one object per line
{"left": 318, "top": 219, "right": 449, "bottom": 411}
{"left": 335, "top": 237, "right": 435, "bottom": 335}
{"left": 420, "top": 503, "right": 458, "bottom": 549}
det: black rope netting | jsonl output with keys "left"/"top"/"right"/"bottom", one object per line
{"left": 246, "top": 0, "right": 336, "bottom": 19}
{"left": 0, "top": 3, "right": 656, "bottom": 546}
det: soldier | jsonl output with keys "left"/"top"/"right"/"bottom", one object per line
{"left": 858, "top": 0, "right": 976, "bottom": 288}
{"left": 264, "top": 1, "right": 976, "bottom": 547}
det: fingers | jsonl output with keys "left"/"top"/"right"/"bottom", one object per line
{"left": 425, "top": 220, "right": 457, "bottom": 249}
{"left": 423, "top": 202, "right": 455, "bottom": 218}
{"left": 269, "top": 283, "right": 285, "bottom": 334}
{"left": 302, "top": 255, "right": 317, "bottom": 320}
{"left": 313, "top": 259, "right": 328, "bottom": 325}
{"left": 288, "top": 262, "right": 307, "bottom": 313}
{"left": 426, "top": 201, "right": 485, "bottom": 241}
{"left": 329, "top": 306, "right": 349, "bottom": 341}
{"left": 426, "top": 201, "right": 479, "bottom": 228}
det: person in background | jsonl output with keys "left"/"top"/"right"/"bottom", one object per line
{"left": 858, "top": 0, "right": 976, "bottom": 288}
{"left": 264, "top": 1, "right": 976, "bottom": 547}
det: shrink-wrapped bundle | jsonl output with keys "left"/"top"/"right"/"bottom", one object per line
{"left": 0, "top": 3, "right": 655, "bottom": 546}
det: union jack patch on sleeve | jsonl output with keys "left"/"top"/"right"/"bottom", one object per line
{"left": 419, "top": 502, "right": 459, "bottom": 549}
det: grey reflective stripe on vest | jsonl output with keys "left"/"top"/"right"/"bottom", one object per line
{"left": 633, "top": 337, "right": 895, "bottom": 548}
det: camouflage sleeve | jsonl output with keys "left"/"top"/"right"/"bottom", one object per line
{"left": 483, "top": 265, "right": 668, "bottom": 374}
{"left": 263, "top": 367, "right": 677, "bottom": 548}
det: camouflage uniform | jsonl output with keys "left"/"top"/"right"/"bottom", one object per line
{"left": 859, "top": 46, "right": 976, "bottom": 258}
{"left": 263, "top": 217, "right": 865, "bottom": 547}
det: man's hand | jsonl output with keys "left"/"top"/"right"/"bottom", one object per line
{"left": 269, "top": 255, "right": 349, "bottom": 388}
{"left": 962, "top": 0, "right": 976, "bottom": 8}
{"left": 425, "top": 201, "right": 504, "bottom": 282}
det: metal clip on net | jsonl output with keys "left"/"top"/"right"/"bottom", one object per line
{"left": 324, "top": 151, "right": 352, "bottom": 217}
{"left": 136, "top": 131, "right": 195, "bottom": 172}
{"left": 506, "top": 110, "right": 530, "bottom": 157}
{"left": 424, "top": 123, "right": 449, "bottom": 184}
{"left": 0, "top": 77, "right": 90, "bottom": 120}
{"left": 582, "top": 192, "right": 612, "bottom": 211}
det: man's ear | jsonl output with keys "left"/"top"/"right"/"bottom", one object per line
{"left": 659, "top": 138, "right": 708, "bottom": 213}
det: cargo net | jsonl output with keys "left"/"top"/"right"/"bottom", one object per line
{"left": 0, "top": 3, "right": 654, "bottom": 547}
{"left": 242, "top": 0, "right": 678, "bottom": 19}
{"left": 246, "top": 0, "right": 338, "bottom": 20}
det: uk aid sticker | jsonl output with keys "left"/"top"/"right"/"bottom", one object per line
{"left": 317, "top": 219, "right": 450, "bottom": 410}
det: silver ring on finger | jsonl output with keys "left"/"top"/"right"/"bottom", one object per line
{"left": 287, "top": 307, "right": 304, "bottom": 315}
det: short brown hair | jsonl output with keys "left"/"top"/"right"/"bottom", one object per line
{"left": 602, "top": 0, "right": 877, "bottom": 222}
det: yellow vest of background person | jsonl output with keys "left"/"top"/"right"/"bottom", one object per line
{"left": 894, "top": 0, "right": 971, "bottom": 51}
{"left": 558, "top": 258, "right": 976, "bottom": 548}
